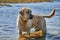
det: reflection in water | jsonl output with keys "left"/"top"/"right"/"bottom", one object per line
{"left": 0, "top": 2, "right": 60, "bottom": 40}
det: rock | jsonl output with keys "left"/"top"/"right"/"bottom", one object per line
{"left": 18, "top": 30, "right": 46, "bottom": 40}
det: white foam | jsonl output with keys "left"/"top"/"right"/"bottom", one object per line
{"left": 30, "top": 28, "right": 35, "bottom": 33}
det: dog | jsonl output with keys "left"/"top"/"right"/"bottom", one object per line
{"left": 16, "top": 7, "right": 55, "bottom": 35}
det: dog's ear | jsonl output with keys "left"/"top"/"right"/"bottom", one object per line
{"left": 19, "top": 10, "right": 24, "bottom": 16}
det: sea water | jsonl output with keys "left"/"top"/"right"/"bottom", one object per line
{"left": 0, "top": 2, "right": 60, "bottom": 40}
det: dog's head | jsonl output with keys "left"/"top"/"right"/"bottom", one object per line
{"left": 19, "top": 7, "right": 33, "bottom": 20}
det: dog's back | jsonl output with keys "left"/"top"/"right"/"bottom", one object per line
{"left": 32, "top": 15, "right": 46, "bottom": 32}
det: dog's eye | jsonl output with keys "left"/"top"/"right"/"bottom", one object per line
{"left": 26, "top": 11, "right": 29, "bottom": 13}
{"left": 26, "top": 11, "right": 32, "bottom": 13}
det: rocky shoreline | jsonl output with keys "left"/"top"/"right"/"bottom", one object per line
{"left": 0, "top": 3, "right": 12, "bottom": 7}
{"left": 18, "top": 30, "right": 46, "bottom": 40}
{"left": 0, "top": 0, "right": 50, "bottom": 3}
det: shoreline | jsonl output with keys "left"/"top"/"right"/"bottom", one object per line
{"left": 0, "top": 0, "right": 50, "bottom": 3}
{"left": 0, "top": 3, "right": 12, "bottom": 7}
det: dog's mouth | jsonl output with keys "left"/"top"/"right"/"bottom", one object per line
{"left": 25, "top": 14, "right": 33, "bottom": 19}
{"left": 29, "top": 16, "right": 33, "bottom": 19}
{"left": 29, "top": 14, "right": 33, "bottom": 19}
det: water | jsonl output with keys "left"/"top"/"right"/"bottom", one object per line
{"left": 0, "top": 2, "right": 60, "bottom": 40}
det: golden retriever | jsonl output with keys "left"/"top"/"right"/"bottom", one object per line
{"left": 16, "top": 7, "right": 55, "bottom": 35}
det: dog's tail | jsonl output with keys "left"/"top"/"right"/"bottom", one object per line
{"left": 43, "top": 9, "right": 55, "bottom": 18}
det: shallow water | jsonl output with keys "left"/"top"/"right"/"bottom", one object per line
{"left": 0, "top": 2, "right": 60, "bottom": 40}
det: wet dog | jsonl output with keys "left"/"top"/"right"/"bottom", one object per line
{"left": 16, "top": 7, "right": 55, "bottom": 35}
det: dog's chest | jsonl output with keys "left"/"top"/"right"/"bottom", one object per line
{"left": 27, "top": 20, "right": 32, "bottom": 28}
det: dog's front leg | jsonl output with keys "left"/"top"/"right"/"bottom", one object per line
{"left": 19, "top": 30, "right": 22, "bottom": 35}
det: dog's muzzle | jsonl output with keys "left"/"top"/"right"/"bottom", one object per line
{"left": 29, "top": 14, "right": 33, "bottom": 19}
